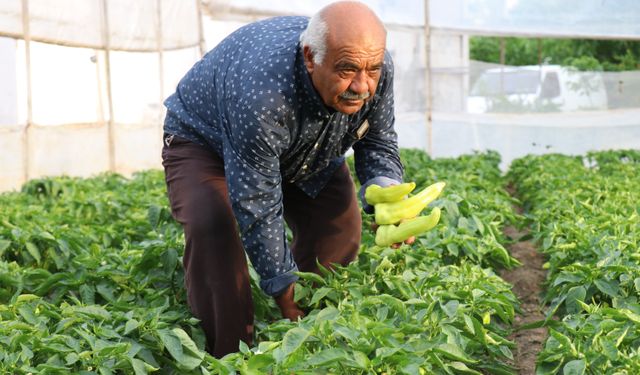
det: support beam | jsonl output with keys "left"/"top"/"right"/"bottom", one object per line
{"left": 101, "top": 0, "right": 116, "bottom": 172}
{"left": 21, "top": 0, "right": 32, "bottom": 184}
{"left": 423, "top": 0, "right": 432, "bottom": 156}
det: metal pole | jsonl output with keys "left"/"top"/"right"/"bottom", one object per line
{"left": 21, "top": 0, "right": 32, "bottom": 184}
{"left": 95, "top": 51, "right": 105, "bottom": 126}
{"left": 101, "top": 0, "right": 116, "bottom": 172}
{"left": 500, "top": 37, "right": 505, "bottom": 93}
{"left": 156, "top": 0, "right": 165, "bottom": 150}
{"left": 423, "top": 0, "right": 432, "bottom": 156}
{"left": 195, "top": 0, "right": 206, "bottom": 57}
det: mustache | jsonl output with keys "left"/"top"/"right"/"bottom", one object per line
{"left": 339, "top": 90, "right": 370, "bottom": 100}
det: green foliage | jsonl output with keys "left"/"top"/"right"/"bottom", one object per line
{"left": 508, "top": 149, "right": 640, "bottom": 374}
{"left": 0, "top": 151, "right": 523, "bottom": 374}
{"left": 471, "top": 37, "right": 640, "bottom": 71}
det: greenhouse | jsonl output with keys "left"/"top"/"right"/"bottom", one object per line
{"left": 1, "top": 0, "right": 639, "bottom": 373}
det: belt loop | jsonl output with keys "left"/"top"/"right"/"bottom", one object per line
{"left": 164, "top": 134, "right": 175, "bottom": 147}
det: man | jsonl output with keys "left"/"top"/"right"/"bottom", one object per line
{"left": 161, "top": 1, "right": 403, "bottom": 357}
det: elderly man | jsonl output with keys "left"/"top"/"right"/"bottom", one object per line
{"left": 161, "top": 1, "right": 403, "bottom": 357}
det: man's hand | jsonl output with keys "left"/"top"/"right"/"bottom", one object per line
{"left": 274, "top": 283, "right": 305, "bottom": 321}
{"left": 371, "top": 222, "right": 415, "bottom": 248}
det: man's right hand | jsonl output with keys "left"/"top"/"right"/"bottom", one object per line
{"left": 274, "top": 283, "right": 305, "bottom": 321}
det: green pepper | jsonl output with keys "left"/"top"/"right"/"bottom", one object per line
{"left": 375, "top": 207, "right": 441, "bottom": 247}
{"left": 365, "top": 182, "right": 416, "bottom": 205}
{"left": 374, "top": 181, "right": 446, "bottom": 225}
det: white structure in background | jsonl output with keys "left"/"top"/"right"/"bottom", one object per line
{"left": 0, "top": 38, "right": 17, "bottom": 125}
{"left": 201, "top": 0, "right": 640, "bottom": 170}
{"left": 1, "top": 0, "right": 640, "bottom": 191}
{"left": 0, "top": 0, "right": 203, "bottom": 192}
{"left": 467, "top": 65, "right": 609, "bottom": 113}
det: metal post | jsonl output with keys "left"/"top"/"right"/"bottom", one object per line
{"left": 423, "top": 0, "right": 433, "bottom": 156}
{"left": 500, "top": 37, "right": 505, "bottom": 94}
{"left": 101, "top": 0, "right": 116, "bottom": 172}
{"left": 21, "top": 0, "right": 32, "bottom": 184}
{"left": 156, "top": 0, "right": 165, "bottom": 150}
{"left": 195, "top": 0, "right": 206, "bottom": 57}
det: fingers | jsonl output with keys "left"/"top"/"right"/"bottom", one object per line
{"left": 283, "top": 306, "right": 306, "bottom": 321}
{"left": 275, "top": 283, "right": 306, "bottom": 321}
{"left": 404, "top": 236, "right": 416, "bottom": 245}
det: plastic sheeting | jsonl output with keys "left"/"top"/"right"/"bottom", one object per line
{"left": 2, "top": 1, "right": 640, "bottom": 192}
{"left": 431, "top": 0, "right": 640, "bottom": 40}
{"left": 0, "top": 0, "right": 200, "bottom": 51}
{"left": 394, "top": 109, "right": 640, "bottom": 171}
{"left": 465, "top": 61, "right": 640, "bottom": 113}
{"left": 205, "top": 0, "right": 640, "bottom": 39}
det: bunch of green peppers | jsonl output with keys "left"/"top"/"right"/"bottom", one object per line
{"left": 365, "top": 181, "right": 445, "bottom": 247}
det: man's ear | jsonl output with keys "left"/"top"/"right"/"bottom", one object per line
{"left": 303, "top": 45, "right": 315, "bottom": 74}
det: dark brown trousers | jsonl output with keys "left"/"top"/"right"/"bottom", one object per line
{"left": 161, "top": 136, "right": 362, "bottom": 358}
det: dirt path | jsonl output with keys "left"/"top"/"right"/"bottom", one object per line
{"left": 500, "top": 205, "right": 548, "bottom": 374}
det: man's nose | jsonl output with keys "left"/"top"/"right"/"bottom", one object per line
{"left": 349, "top": 71, "right": 369, "bottom": 94}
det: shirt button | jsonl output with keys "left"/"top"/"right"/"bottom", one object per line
{"left": 302, "top": 164, "right": 307, "bottom": 170}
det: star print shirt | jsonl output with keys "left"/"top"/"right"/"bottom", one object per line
{"left": 163, "top": 16, "right": 403, "bottom": 296}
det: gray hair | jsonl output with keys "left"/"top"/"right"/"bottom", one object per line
{"left": 299, "top": 12, "right": 328, "bottom": 65}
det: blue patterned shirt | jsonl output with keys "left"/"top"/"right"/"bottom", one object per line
{"left": 163, "top": 16, "right": 403, "bottom": 296}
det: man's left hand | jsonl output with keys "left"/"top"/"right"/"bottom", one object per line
{"left": 274, "top": 283, "right": 305, "bottom": 321}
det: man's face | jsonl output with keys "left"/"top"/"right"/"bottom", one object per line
{"left": 304, "top": 34, "right": 385, "bottom": 115}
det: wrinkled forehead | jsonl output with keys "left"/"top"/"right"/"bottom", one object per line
{"left": 325, "top": 22, "right": 386, "bottom": 58}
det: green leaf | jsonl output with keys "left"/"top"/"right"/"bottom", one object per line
{"left": 79, "top": 284, "right": 95, "bottom": 305}
{"left": 0, "top": 239, "right": 11, "bottom": 256}
{"left": 436, "top": 343, "right": 478, "bottom": 364}
{"left": 65, "top": 352, "right": 79, "bottom": 365}
{"left": 158, "top": 328, "right": 203, "bottom": 370}
{"left": 310, "top": 287, "right": 333, "bottom": 305}
{"left": 281, "top": 327, "right": 310, "bottom": 358}
{"left": 247, "top": 353, "right": 275, "bottom": 370}
{"left": 25, "top": 241, "right": 42, "bottom": 264}
{"left": 68, "top": 305, "right": 111, "bottom": 320}
{"left": 594, "top": 279, "right": 619, "bottom": 298}
{"left": 124, "top": 319, "right": 141, "bottom": 335}
{"left": 295, "top": 271, "right": 326, "bottom": 286}
{"left": 315, "top": 306, "right": 339, "bottom": 323}
{"left": 599, "top": 338, "right": 618, "bottom": 361}
{"left": 353, "top": 351, "right": 370, "bottom": 369}
{"left": 17, "top": 305, "right": 39, "bottom": 325}
{"left": 16, "top": 294, "right": 40, "bottom": 303}
{"left": 147, "top": 205, "right": 162, "bottom": 228}
{"left": 449, "top": 361, "right": 482, "bottom": 374}
{"left": 130, "top": 358, "right": 158, "bottom": 375}
{"left": 378, "top": 294, "right": 407, "bottom": 318}
{"left": 172, "top": 327, "right": 205, "bottom": 359}
{"left": 442, "top": 300, "right": 459, "bottom": 318}
{"left": 96, "top": 283, "right": 116, "bottom": 302}
{"left": 306, "top": 348, "right": 347, "bottom": 366}
{"left": 563, "top": 359, "right": 586, "bottom": 375}
{"left": 549, "top": 329, "right": 576, "bottom": 356}
{"left": 565, "top": 286, "right": 586, "bottom": 314}
{"left": 162, "top": 248, "right": 178, "bottom": 274}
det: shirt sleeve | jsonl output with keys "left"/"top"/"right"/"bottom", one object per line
{"left": 221, "top": 100, "right": 298, "bottom": 296}
{"left": 353, "top": 52, "right": 404, "bottom": 210}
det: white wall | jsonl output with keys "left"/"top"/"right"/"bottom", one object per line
{"left": 0, "top": 37, "right": 17, "bottom": 125}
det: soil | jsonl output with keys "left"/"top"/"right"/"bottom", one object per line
{"left": 500, "top": 193, "right": 548, "bottom": 374}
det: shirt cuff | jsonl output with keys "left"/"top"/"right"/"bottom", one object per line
{"left": 359, "top": 176, "right": 403, "bottom": 214}
{"left": 259, "top": 265, "right": 300, "bottom": 296}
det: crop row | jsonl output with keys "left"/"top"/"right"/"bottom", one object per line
{"left": 0, "top": 149, "right": 522, "bottom": 374}
{"left": 508, "top": 150, "right": 640, "bottom": 374}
